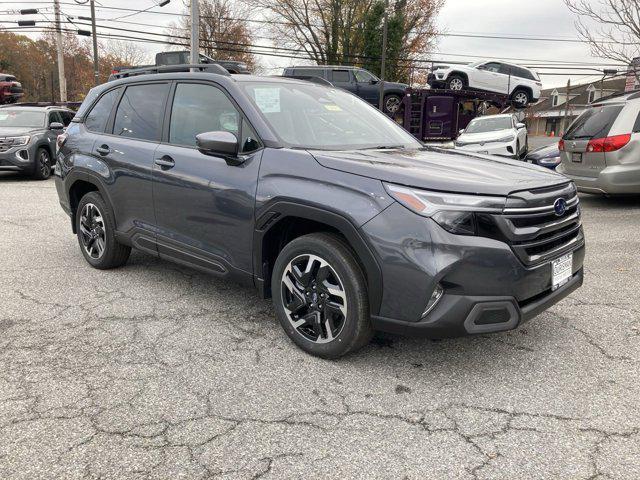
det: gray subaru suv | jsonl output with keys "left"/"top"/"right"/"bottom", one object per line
{"left": 0, "top": 105, "right": 74, "bottom": 179}
{"left": 54, "top": 68, "right": 585, "bottom": 358}
{"left": 558, "top": 90, "right": 640, "bottom": 194}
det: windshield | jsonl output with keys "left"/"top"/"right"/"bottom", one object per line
{"left": 464, "top": 117, "right": 512, "bottom": 134}
{"left": 241, "top": 81, "right": 421, "bottom": 150}
{"left": 0, "top": 109, "right": 45, "bottom": 128}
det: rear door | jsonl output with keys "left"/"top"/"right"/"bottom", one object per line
{"left": 95, "top": 82, "right": 170, "bottom": 247}
{"left": 330, "top": 69, "right": 358, "bottom": 95}
{"left": 561, "top": 103, "right": 624, "bottom": 178}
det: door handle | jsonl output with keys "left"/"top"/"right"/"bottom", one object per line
{"left": 96, "top": 145, "right": 110, "bottom": 155}
{"left": 155, "top": 155, "right": 175, "bottom": 169}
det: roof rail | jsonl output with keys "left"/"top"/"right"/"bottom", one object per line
{"left": 110, "top": 63, "right": 231, "bottom": 80}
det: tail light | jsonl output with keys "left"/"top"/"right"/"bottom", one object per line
{"left": 111, "top": 69, "right": 118, "bottom": 75}
{"left": 56, "top": 133, "right": 68, "bottom": 152}
{"left": 586, "top": 133, "right": 631, "bottom": 153}
{"left": 558, "top": 139, "right": 565, "bottom": 151}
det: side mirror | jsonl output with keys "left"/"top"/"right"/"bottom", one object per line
{"left": 369, "top": 79, "right": 378, "bottom": 85}
{"left": 477, "top": 65, "right": 486, "bottom": 70}
{"left": 459, "top": 129, "right": 465, "bottom": 134}
{"left": 195, "top": 131, "right": 241, "bottom": 164}
{"left": 516, "top": 122, "right": 526, "bottom": 129}
{"left": 49, "top": 122, "right": 64, "bottom": 130}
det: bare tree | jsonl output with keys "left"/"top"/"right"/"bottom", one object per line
{"left": 100, "top": 40, "right": 148, "bottom": 66}
{"left": 566, "top": 0, "right": 640, "bottom": 69}
{"left": 166, "top": 0, "right": 258, "bottom": 71}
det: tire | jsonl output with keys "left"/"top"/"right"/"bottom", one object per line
{"left": 511, "top": 88, "right": 530, "bottom": 109}
{"left": 515, "top": 141, "right": 521, "bottom": 160}
{"left": 446, "top": 74, "right": 466, "bottom": 91}
{"left": 75, "top": 191, "right": 131, "bottom": 269}
{"left": 271, "top": 232, "right": 373, "bottom": 359}
{"left": 383, "top": 94, "right": 402, "bottom": 115}
{"left": 31, "top": 147, "right": 52, "bottom": 180}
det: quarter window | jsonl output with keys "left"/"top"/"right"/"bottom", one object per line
{"left": 169, "top": 83, "right": 240, "bottom": 147}
{"left": 113, "top": 83, "right": 169, "bottom": 141}
{"left": 85, "top": 89, "right": 119, "bottom": 133}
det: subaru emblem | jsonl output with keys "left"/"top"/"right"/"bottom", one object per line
{"left": 553, "top": 198, "right": 567, "bottom": 216}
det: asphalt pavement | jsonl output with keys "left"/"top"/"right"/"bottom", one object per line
{"left": 1, "top": 172, "right": 639, "bottom": 479}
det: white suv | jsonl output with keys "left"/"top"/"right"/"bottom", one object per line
{"left": 455, "top": 114, "right": 528, "bottom": 159}
{"left": 428, "top": 60, "right": 542, "bottom": 108}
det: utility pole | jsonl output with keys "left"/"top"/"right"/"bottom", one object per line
{"left": 190, "top": 0, "right": 200, "bottom": 71}
{"left": 377, "top": 0, "right": 388, "bottom": 111}
{"left": 90, "top": 0, "right": 99, "bottom": 85}
{"left": 561, "top": 79, "right": 571, "bottom": 135}
{"left": 53, "top": 0, "right": 67, "bottom": 102}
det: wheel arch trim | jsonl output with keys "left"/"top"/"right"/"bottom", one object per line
{"left": 253, "top": 200, "right": 383, "bottom": 315}
{"left": 65, "top": 170, "right": 114, "bottom": 233}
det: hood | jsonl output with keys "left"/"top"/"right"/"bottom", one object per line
{"left": 383, "top": 81, "right": 409, "bottom": 89}
{"left": 527, "top": 143, "right": 559, "bottom": 160}
{"left": 0, "top": 126, "right": 41, "bottom": 136}
{"left": 458, "top": 128, "right": 514, "bottom": 144}
{"left": 309, "top": 147, "right": 568, "bottom": 196}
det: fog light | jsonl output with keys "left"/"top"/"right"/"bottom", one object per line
{"left": 16, "top": 149, "right": 29, "bottom": 162}
{"left": 422, "top": 283, "right": 444, "bottom": 317}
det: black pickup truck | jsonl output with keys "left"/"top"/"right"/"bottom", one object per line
{"left": 109, "top": 51, "right": 250, "bottom": 80}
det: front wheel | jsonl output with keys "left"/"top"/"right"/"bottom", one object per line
{"left": 511, "top": 89, "right": 530, "bottom": 108}
{"left": 446, "top": 75, "right": 465, "bottom": 91}
{"left": 31, "top": 147, "right": 52, "bottom": 180}
{"left": 271, "top": 233, "right": 373, "bottom": 359}
{"left": 76, "top": 191, "right": 131, "bottom": 269}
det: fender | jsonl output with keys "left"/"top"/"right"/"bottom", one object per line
{"left": 253, "top": 200, "right": 384, "bottom": 316}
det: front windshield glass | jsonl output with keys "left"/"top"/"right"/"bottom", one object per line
{"left": 0, "top": 109, "right": 45, "bottom": 128}
{"left": 241, "top": 81, "right": 421, "bottom": 150}
{"left": 464, "top": 117, "right": 512, "bottom": 134}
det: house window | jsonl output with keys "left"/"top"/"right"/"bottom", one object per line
{"left": 552, "top": 94, "right": 559, "bottom": 107}
{"left": 587, "top": 85, "right": 597, "bottom": 103}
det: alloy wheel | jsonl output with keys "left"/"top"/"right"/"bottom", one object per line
{"left": 514, "top": 92, "right": 528, "bottom": 106}
{"left": 385, "top": 96, "right": 401, "bottom": 113}
{"left": 38, "top": 150, "right": 51, "bottom": 178}
{"left": 280, "top": 254, "right": 347, "bottom": 344}
{"left": 449, "top": 78, "right": 463, "bottom": 90}
{"left": 79, "top": 203, "right": 106, "bottom": 259}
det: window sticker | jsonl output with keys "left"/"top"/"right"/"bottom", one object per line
{"left": 254, "top": 87, "right": 281, "bottom": 113}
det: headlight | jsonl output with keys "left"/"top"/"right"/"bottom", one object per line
{"left": 7, "top": 135, "right": 30, "bottom": 146}
{"left": 494, "top": 135, "right": 515, "bottom": 143}
{"left": 384, "top": 183, "right": 506, "bottom": 235}
{"left": 539, "top": 155, "right": 561, "bottom": 165}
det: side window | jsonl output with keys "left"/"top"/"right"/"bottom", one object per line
{"left": 48, "top": 111, "right": 62, "bottom": 125}
{"left": 113, "top": 83, "right": 169, "bottom": 141}
{"left": 169, "top": 83, "right": 240, "bottom": 147}
{"left": 294, "top": 68, "right": 323, "bottom": 78}
{"left": 85, "top": 89, "right": 119, "bottom": 133}
{"left": 484, "top": 62, "right": 501, "bottom": 73}
{"left": 331, "top": 70, "right": 351, "bottom": 83}
{"left": 354, "top": 69, "right": 374, "bottom": 83}
{"left": 60, "top": 111, "right": 74, "bottom": 126}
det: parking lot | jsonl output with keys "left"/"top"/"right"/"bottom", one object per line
{"left": 0, "top": 172, "right": 639, "bottom": 479}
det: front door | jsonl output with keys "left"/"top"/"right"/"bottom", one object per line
{"left": 354, "top": 69, "right": 379, "bottom": 105}
{"left": 477, "top": 62, "right": 509, "bottom": 94}
{"left": 330, "top": 69, "right": 358, "bottom": 95}
{"left": 152, "top": 81, "right": 263, "bottom": 276}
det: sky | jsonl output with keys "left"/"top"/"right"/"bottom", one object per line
{"left": 0, "top": 0, "right": 627, "bottom": 89}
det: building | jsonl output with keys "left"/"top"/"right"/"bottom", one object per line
{"left": 525, "top": 78, "right": 626, "bottom": 136}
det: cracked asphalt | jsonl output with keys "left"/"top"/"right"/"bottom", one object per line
{"left": 1, "top": 172, "right": 639, "bottom": 479}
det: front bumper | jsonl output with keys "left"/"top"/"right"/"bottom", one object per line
{"left": 456, "top": 141, "right": 517, "bottom": 158}
{"left": 557, "top": 163, "right": 640, "bottom": 195}
{"left": 362, "top": 202, "right": 585, "bottom": 338}
{"left": 0, "top": 146, "right": 34, "bottom": 172}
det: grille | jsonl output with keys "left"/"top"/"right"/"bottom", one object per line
{"left": 492, "top": 183, "right": 584, "bottom": 266}
{"left": 0, "top": 137, "right": 17, "bottom": 153}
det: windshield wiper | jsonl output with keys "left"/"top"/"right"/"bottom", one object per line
{"left": 359, "top": 145, "right": 405, "bottom": 150}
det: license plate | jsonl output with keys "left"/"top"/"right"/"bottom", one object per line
{"left": 571, "top": 152, "right": 582, "bottom": 163}
{"left": 551, "top": 252, "right": 573, "bottom": 290}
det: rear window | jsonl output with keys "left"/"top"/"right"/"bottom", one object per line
{"left": 564, "top": 104, "right": 623, "bottom": 140}
{"left": 294, "top": 68, "right": 325, "bottom": 78}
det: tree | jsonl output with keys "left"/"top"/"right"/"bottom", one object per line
{"left": 246, "top": 0, "right": 443, "bottom": 80}
{"left": 166, "top": 0, "right": 258, "bottom": 71}
{"left": 565, "top": 0, "right": 640, "bottom": 72}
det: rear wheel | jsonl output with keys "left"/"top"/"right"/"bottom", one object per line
{"left": 511, "top": 89, "right": 530, "bottom": 108}
{"left": 31, "top": 147, "right": 52, "bottom": 180}
{"left": 383, "top": 94, "right": 402, "bottom": 115}
{"left": 76, "top": 192, "right": 131, "bottom": 269}
{"left": 446, "top": 75, "right": 465, "bottom": 91}
{"left": 272, "top": 233, "right": 373, "bottom": 359}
